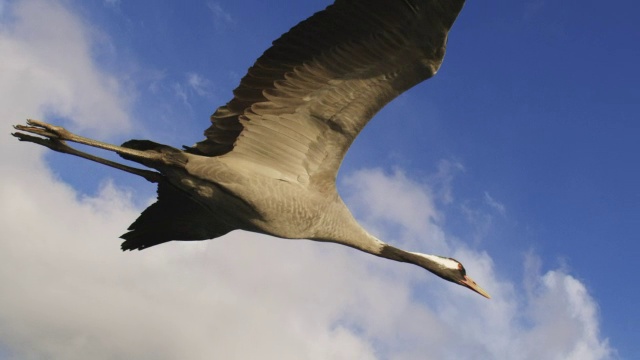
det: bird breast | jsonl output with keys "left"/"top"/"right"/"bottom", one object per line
{"left": 183, "top": 154, "right": 337, "bottom": 240}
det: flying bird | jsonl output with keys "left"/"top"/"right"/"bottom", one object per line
{"left": 12, "top": 0, "right": 490, "bottom": 298}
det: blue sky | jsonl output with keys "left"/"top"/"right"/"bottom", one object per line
{"left": 1, "top": 0, "right": 638, "bottom": 359}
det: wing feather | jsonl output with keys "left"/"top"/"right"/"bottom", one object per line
{"left": 189, "top": 0, "right": 466, "bottom": 189}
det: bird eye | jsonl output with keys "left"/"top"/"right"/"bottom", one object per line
{"left": 457, "top": 263, "right": 466, "bottom": 275}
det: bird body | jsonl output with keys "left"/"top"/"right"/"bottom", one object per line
{"left": 137, "top": 146, "right": 379, "bottom": 252}
{"left": 12, "top": 0, "right": 490, "bottom": 298}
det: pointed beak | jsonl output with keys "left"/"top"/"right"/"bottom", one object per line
{"left": 459, "top": 275, "right": 491, "bottom": 299}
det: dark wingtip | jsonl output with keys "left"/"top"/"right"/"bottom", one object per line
{"left": 120, "top": 242, "right": 144, "bottom": 251}
{"left": 119, "top": 233, "right": 145, "bottom": 251}
{"left": 120, "top": 239, "right": 135, "bottom": 251}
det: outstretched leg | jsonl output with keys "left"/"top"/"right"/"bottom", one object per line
{"left": 12, "top": 119, "right": 163, "bottom": 183}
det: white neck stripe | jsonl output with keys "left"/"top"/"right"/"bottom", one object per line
{"left": 411, "top": 252, "right": 459, "bottom": 270}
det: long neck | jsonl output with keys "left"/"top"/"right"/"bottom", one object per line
{"left": 314, "top": 200, "right": 443, "bottom": 275}
{"left": 378, "top": 243, "right": 444, "bottom": 275}
{"left": 318, "top": 218, "right": 443, "bottom": 276}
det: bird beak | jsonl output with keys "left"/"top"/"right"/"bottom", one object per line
{"left": 459, "top": 275, "right": 491, "bottom": 299}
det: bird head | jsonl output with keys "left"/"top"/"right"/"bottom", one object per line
{"left": 413, "top": 253, "right": 491, "bottom": 299}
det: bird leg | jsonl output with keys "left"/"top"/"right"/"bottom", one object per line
{"left": 12, "top": 119, "right": 163, "bottom": 183}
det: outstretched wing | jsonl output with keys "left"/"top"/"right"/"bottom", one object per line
{"left": 188, "top": 0, "right": 465, "bottom": 188}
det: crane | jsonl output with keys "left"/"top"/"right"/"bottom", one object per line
{"left": 12, "top": 0, "right": 489, "bottom": 298}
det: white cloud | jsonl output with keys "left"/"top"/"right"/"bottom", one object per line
{"left": 484, "top": 191, "right": 507, "bottom": 215}
{"left": 187, "top": 72, "right": 212, "bottom": 97}
{"left": 0, "top": 0, "right": 131, "bottom": 137}
{"left": 341, "top": 169, "right": 613, "bottom": 360}
{"left": 172, "top": 82, "right": 190, "bottom": 108}
{"left": 207, "top": 1, "right": 234, "bottom": 28}
{"left": 461, "top": 202, "right": 495, "bottom": 243}
{"left": 429, "top": 159, "right": 465, "bottom": 204}
{"left": 343, "top": 168, "right": 447, "bottom": 253}
{"left": 0, "top": 1, "right": 614, "bottom": 359}
{"left": 171, "top": 73, "right": 213, "bottom": 108}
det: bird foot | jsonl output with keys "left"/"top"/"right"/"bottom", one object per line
{"left": 12, "top": 119, "right": 76, "bottom": 154}
{"left": 12, "top": 119, "right": 164, "bottom": 183}
{"left": 13, "top": 118, "right": 131, "bottom": 155}
{"left": 13, "top": 118, "right": 73, "bottom": 140}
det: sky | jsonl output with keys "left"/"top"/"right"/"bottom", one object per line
{"left": 0, "top": 0, "right": 638, "bottom": 359}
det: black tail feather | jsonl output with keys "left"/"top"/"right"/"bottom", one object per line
{"left": 120, "top": 179, "right": 232, "bottom": 251}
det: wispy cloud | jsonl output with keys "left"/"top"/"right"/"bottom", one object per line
{"left": 172, "top": 82, "right": 190, "bottom": 108}
{"left": 172, "top": 72, "right": 213, "bottom": 108}
{"left": 207, "top": 1, "right": 234, "bottom": 29}
{"left": 429, "top": 159, "right": 465, "bottom": 204}
{"left": 484, "top": 191, "right": 506, "bottom": 215}
{"left": 461, "top": 201, "right": 495, "bottom": 242}
{"left": 186, "top": 72, "right": 212, "bottom": 97}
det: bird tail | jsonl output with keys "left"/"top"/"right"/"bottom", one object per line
{"left": 120, "top": 179, "right": 232, "bottom": 251}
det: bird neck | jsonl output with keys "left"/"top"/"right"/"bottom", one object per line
{"left": 324, "top": 221, "right": 444, "bottom": 275}
{"left": 378, "top": 244, "right": 444, "bottom": 275}
{"left": 312, "top": 199, "right": 444, "bottom": 275}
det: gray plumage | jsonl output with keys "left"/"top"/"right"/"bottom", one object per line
{"left": 13, "top": 0, "right": 490, "bottom": 298}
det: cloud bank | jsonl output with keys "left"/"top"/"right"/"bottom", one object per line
{"left": 0, "top": 1, "right": 614, "bottom": 359}
{"left": 0, "top": 0, "right": 131, "bottom": 137}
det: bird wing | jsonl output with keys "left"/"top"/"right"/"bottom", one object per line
{"left": 188, "top": 0, "right": 465, "bottom": 189}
